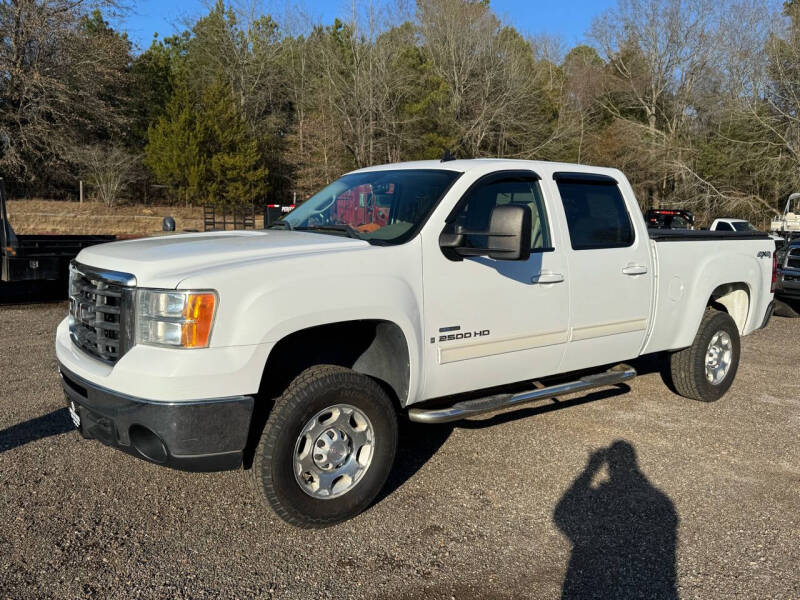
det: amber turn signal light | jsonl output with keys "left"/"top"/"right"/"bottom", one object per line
{"left": 181, "top": 293, "right": 217, "bottom": 348}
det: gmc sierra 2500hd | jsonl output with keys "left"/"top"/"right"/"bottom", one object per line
{"left": 56, "top": 159, "right": 776, "bottom": 527}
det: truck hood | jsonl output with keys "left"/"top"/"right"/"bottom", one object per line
{"left": 75, "top": 230, "right": 369, "bottom": 288}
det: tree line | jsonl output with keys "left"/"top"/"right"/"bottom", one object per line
{"left": 1, "top": 0, "right": 799, "bottom": 223}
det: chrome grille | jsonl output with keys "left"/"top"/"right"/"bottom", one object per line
{"left": 68, "top": 262, "right": 136, "bottom": 364}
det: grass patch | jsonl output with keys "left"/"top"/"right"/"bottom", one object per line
{"left": 5, "top": 200, "right": 264, "bottom": 236}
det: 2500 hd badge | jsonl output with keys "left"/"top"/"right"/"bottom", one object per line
{"left": 438, "top": 328, "right": 491, "bottom": 342}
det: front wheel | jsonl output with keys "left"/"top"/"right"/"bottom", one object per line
{"left": 251, "top": 365, "right": 398, "bottom": 528}
{"left": 668, "top": 309, "right": 741, "bottom": 402}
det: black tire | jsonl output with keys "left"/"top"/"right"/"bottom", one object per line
{"left": 668, "top": 309, "right": 740, "bottom": 402}
{"left": 251, "top": 365, "right": 398, "bottom": 528}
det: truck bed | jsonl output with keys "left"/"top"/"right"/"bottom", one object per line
{"left": 643, "top": 232, "right": 774, "bottom": 356}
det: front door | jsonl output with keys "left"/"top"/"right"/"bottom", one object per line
{"left": 421, "top": 171, "right": 571, "bottom": 400}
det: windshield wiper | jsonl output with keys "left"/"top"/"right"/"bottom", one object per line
{"left": 266, "top": 220, "right": 293, "bottom": 231}
{"left": 296, "top": 224, "right": 363, "bottom": 239}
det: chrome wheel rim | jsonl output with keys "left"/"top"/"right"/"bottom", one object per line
{"left": 705, "top": 331, "right": 733, "bottom": 385}
{"left": 293, "top": 404, "right": 374, "bottom": 500}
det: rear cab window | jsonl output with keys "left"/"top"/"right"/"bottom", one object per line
{"left": 553, "top": 173, "right": 635, "bottom": 250}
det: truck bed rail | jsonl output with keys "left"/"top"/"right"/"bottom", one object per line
{"left": 648, "top": 229, "right": 770, "bottom": 242}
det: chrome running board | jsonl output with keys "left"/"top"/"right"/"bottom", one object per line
{"left": 408, "top": 366, "right": 637, "bottom": 424}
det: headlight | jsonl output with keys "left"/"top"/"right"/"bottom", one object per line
{"left": 136, "top": 289, "right": 217, "bottom": 348}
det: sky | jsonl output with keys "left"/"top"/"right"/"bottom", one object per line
{"left": 119, "top": 0, "right": 617, "bottom": 52}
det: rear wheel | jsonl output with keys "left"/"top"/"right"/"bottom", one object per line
{"left": 669, "top": 309, "right": 740, "bottom": 402}
{"left": 251, "top": 365, "right": 398, "bottom": 528}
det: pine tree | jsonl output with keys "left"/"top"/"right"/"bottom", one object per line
{"left": 144, "top": 78, "right": 268, "bottom": 205}
{"left": 144, "top": 80, "right": 206, "bottom": 204}
{"left": 201, "top": 82, "right": 269, "bottom": 206}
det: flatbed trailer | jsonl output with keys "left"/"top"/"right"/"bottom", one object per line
{"left": 1, "top": 180, "right": 115, "bottom": 286}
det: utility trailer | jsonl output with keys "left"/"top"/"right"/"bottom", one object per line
{"left": 1, "top": 180, "right": 115, "bottom": 288}
{"left": 771, "top": 192, "right": 800, "bottom": 242}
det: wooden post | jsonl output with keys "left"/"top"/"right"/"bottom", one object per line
{"left": 79, "top": 180, "right": 84, "bottom": 204}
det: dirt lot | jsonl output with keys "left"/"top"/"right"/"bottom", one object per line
{"left": 5, "top": 200, "right": 265, "bottom": 236}
{"left": 0, "top": 301, "right": 798, "bottom": 599}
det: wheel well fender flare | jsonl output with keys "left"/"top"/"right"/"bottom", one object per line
{"left": 258, "top": 319, "right": 412, "bottom": 407}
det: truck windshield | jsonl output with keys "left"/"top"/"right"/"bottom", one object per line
{"left": 275, "top": 169, "right": 461, "bottom": 244}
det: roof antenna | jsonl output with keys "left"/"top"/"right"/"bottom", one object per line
{"left": 441, "top": 149, "right": 456, "bottom": 162}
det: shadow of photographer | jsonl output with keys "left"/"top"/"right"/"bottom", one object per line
{"left": 553, "top": 440, "right": 679, "bottom": 600}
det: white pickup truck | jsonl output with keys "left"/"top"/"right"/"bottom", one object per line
{"left": 56, "top": 159, "right": 776, "bottom": 527}
{"left": 709, "top": 217, "right": 783, "bottom": 242}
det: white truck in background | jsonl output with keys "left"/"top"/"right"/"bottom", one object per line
{"left": 710, "top": 217, "right": 784, "bottom": 243}
{"left": 56, "top": 159, "right": 776, "bottom": 527}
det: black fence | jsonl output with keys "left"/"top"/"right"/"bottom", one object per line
{"left": 203, "top": 204, "right": 256, "bottom": 232}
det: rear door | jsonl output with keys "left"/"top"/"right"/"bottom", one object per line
{"left": 550, "top": 172, "right": 653, "bottom": 372}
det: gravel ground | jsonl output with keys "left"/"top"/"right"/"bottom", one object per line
{"left": 1, "top": 301, "right": 798, "bottom": 599}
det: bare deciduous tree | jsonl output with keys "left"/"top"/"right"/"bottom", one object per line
{"left": 78, "top": 145, "right": 139, "bottom": 207}
{"left": 417, "top": 0, "right": 561, "bottom": 158}
{"left": 590, "top": 0, "right": 721, "bottom": 207}
{"left": 0, "top": 0, "right": 130, "bottom": 186}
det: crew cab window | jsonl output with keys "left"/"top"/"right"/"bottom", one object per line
{"left": 715, "top": 222, "right": 733, "bottom": 231}
{"left": 556, "top": 179, "right": 634, "bottom": 250}
{"left": 453, "top": 177, "right": 551, "bottom": 251}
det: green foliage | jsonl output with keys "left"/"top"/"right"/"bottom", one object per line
{"left": 144, "top": 80, "right": 205, "bottom": 202}
{"left": 388, "top": 28, "right": 456, "bottom": 159}
{"left": 144, "top": 79, "right": 268, "bottom": 205}
{"left": 201, "top": 82, "right": 270, "bottom": 205}
{"left": 129, "top": 36, "right": 181, "bottom": 148}
{"left": 564, "top": 45, "right": 604, "bottom": 68}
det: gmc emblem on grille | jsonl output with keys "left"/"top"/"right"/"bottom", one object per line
{"left": 78, "top": 304, "right": 94, "bottom": 321}
{"left": 29, "top": 259, "right": 39, "bottom": 269}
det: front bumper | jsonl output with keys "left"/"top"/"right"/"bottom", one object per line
{"left": 56, "top": 317, "right": 271, "bottom": 401}
{"left": 59, "top": 363, "right": 254, "bottom": 472}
